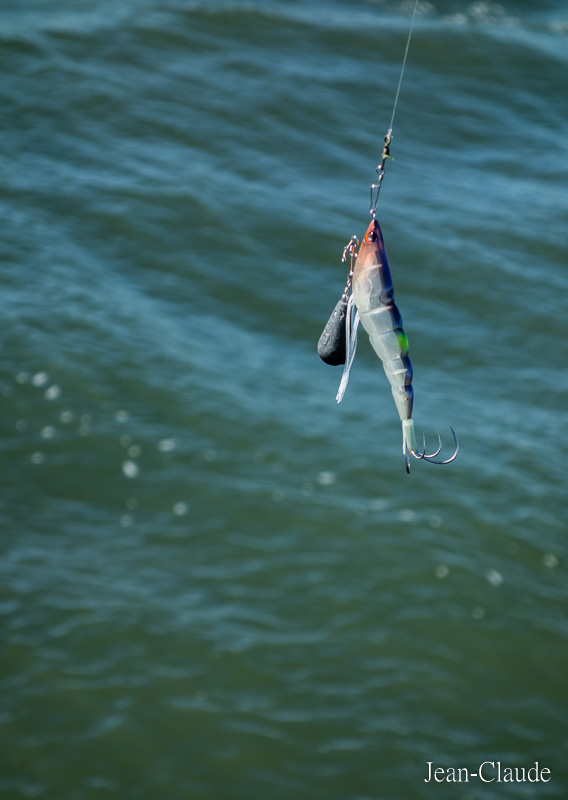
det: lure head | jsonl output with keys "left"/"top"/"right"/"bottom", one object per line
{"left": 355, "top": 217, "right": 389, "bottom": 272}
{"left": 352, "top": 214, "right": 394, "bottom": 307}
{"left": 362, "top": 218, "right": 383, "bottom": 246}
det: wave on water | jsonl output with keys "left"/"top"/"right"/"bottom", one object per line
{"left": 2, "top": 0, "right": 568, "bottom": 39}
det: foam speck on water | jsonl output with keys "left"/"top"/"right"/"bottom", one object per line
{"left": 31, "top": 372, "right": 49, "bottom": 387}
{"left": 158, "top": 438, "right": 178, "bottom": 452}
{"left": 316, "top": 471, "right": 336, "bottom": 486}
{"left": 485, "top": 569, "right": 504, "bottom": 587}
{"left": 122, "top": 460, "right": 139, "bottom": 479}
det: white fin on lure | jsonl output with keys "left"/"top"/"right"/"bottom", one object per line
{"left": 335, "top": 294, "right": 359, "bottom": 404}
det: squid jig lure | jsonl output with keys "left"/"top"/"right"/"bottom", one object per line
{"left": 317, "top": 1, "right": 459, "bottom": 473}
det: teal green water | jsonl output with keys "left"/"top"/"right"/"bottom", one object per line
{"left": 2, "top": 1, "right": 568, "bottom": 798}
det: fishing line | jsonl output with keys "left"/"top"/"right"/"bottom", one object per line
{"left": 388, "top": 0, "right": 421, "bottom": 134}
{"left": 370, "top": 0, "right": 421, "bottom": 217}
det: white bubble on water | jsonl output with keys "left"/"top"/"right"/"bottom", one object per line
{"left": 543, "top": 553, "right": 558, "bottom": 569}
{"left": 60, "top": 410, "right": 74, "bottom": 424}
{"left": 172, "top": 502, "right": 188, "bottom": 516}
{"left": 41, "top": 426, "right": 56, "bottom": 439}
{"left": 399, "top": 508, "right": 417, "bottom": 522}
{"left": 45, "top": 385, "right": 61, "bottom": 400}
{"left": 115, "top": 410, "right": 129, "bottom": 423}
{"left": 435, "top": 564, "right": 449, "bottom": 579}
{"left": 120, "top": 514, "right": 133, "bottom": 528}
{"left": 472, "top": 606, "right": 485, "bottom": 620}
{"left": 316, "top": 471, "right": 335, "bottom": 486}
{"left": 158, "top": 438, "right": 178, "bottom": 452}
{"left": 31, "top": 451, "right": 45, "bottom": 464}
{"left": 485, "top": 569, "right": 503, "bottom": 587}
{"left": 122, "top": 460, "right": 139, "bottom": 479}
{"left": 32, "top": 371, "right": 49, "bottom": 387}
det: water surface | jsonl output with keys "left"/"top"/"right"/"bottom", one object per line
{"left": 2, "top": 1, "right": 568, "bottom": 798}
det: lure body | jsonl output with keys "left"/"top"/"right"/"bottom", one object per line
{"left": 351, "top": 218, "right": 413, "bottom": 422}
{"left": 321, "top": 217, "right": 458, "bottom": 470}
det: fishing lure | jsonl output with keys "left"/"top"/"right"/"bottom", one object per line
{"left": 317, "top": 1, "right": 458, "bottom": 473}
{"left": 349, "top": 216, "right": 458, "bottom": 472}
{"left": 319, "top": 210, "right": 458, "bottom": 473}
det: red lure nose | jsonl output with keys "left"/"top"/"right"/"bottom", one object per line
{"left": 363, "top": 219, "right": 379, "bottom": 244}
